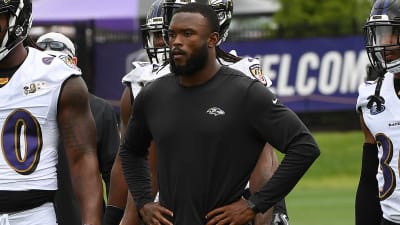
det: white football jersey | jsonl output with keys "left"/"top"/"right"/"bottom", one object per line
{"left": 221, "top": 56, "right": 272, "bottom": 87}
{"left": 122, "top": 62, "right": 170, "bottom": 98}
{"left": 0, "top": 47, "right": 82, "bottom": 191}
{"left": 122, "top": 55, "right": 272, "bottom": 98}
{"left": 357, "top": 72, "right": 400, "bottom": 223}
{"left": 122, "top": 61, "right": 151, "bottom": 98}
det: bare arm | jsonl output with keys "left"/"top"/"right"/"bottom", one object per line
{"left": 120, "top": 87, "right": 134, "bottom": 139}
{"left": 58, "top": 76, "right": 103, "bottom": 225}
{"left": 360, "top": 114, "right": 376, "bottom": 144}
{"left": 249, "top": 143, "right": 275, "bottom": 225}
{"left": 103, "top": 87, "right": 133, "bottom": 225}
{"left": 107, "top": 87, "right": 132, "bottom": 209}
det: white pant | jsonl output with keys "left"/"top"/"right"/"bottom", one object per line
{"left": 0, "top": 203, "right": 57, "bottom": 225}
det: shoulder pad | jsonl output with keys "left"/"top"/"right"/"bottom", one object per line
{"left": 131, "top": 61, "right": 151, "bottom": 70}
{"left": 122, "top": 62, "right": 153, "bottom": 84}
{"left": 229, "top": 57, "right": 272, "bottom": 87}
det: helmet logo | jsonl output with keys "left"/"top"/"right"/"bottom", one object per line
{"left": 15, "top": 26, "right": 23, "bottom": 37}
{"left": 3, "top": 0, "right": 10, "bottom": 4}
{"left": 370, "top": 104, "right": 386, "bottom": 115}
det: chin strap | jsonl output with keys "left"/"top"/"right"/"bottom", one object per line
{"left": 367, "top": 76, "right": 385, "bottom": 110}
{"left": 367, "top": 67, "right": 386, "bottom": 111}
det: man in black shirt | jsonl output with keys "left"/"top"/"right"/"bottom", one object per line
{"left": 37, "top": 32, "right": 120, "bottom": 225}
{"left": 120, "top": 3, "right": 320, "bottom": 225}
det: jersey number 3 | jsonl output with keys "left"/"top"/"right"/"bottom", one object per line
{"left": 376, "top": 133, "right": 397, "bottom": 200}
{"left": 1, "top": 109, "right": 43, "bottom": 175}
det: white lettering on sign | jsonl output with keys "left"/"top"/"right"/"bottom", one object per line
{"left": 259, "top": 50, "right": 369, "bottom": 97}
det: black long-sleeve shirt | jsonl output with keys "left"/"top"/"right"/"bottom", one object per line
{"left": 120, "top": 66, "right": 320, "bottom": 225}
{"left": 55, "top": 93, "right": 119, "bottom": 225}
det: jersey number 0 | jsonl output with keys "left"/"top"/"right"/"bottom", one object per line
{"left": 1, "top": 109, "right": 43, "bottom": 175}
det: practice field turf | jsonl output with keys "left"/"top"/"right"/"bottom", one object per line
{"left": 279, "top": 130, "right": 363, "bottom": 225}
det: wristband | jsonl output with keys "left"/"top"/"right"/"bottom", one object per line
{"left": 241, "top": 188, "right": 260, "bottom": 213}
{"left": 246, "top": 199, "right": 260, "bottom": 213}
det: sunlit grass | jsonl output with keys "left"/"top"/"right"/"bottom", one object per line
{"left": 277, "top": 130, "right": 363, "bottom": 225}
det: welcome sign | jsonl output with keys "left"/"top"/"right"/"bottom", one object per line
{"left": 222, "top": 36, "right": 369, "bottom": 112}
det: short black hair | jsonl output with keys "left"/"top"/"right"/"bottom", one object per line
{"left": 174, "top": 3, "right": 220, "bottom": 34}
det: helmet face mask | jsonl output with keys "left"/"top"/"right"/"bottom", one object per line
{"left": 0, "top": 0, "right": 32, "bottom": 61}
{"left": 141, "top": 0, "right": 170, "bottom": 64}
{"left": 365, "top": 23, "right": 400, "bottom": 74}
{"left": 141, "top": 24, "right": 169, "bottom": 64}
{"left": 364, "top": 0, "right": 400, "bottom": 74}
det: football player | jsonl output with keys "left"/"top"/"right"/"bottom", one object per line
{"left": 356, "top": 0, "right": 400, "bottom": 225}
{"left": 37, "top": 32, "right": 120, "bottom": 225}
{"left": 0, "top": 1, "right": 103, "bottom": 224}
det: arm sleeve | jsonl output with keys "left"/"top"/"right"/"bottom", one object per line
{"left": 119, "top": 90, "right": 153, "bottom": 211}
{"left": 355, "top": 143, "right": 382, "bottom": 225}
{"left": 98, "top": 102, "right": 120, "bottom": 194}
{"left": 246, "top": 82, "right": 320, "bottom": 213}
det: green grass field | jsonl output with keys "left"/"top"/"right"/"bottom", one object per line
{"left": 279, "top": 130, "right": 364, "bottom": 225}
